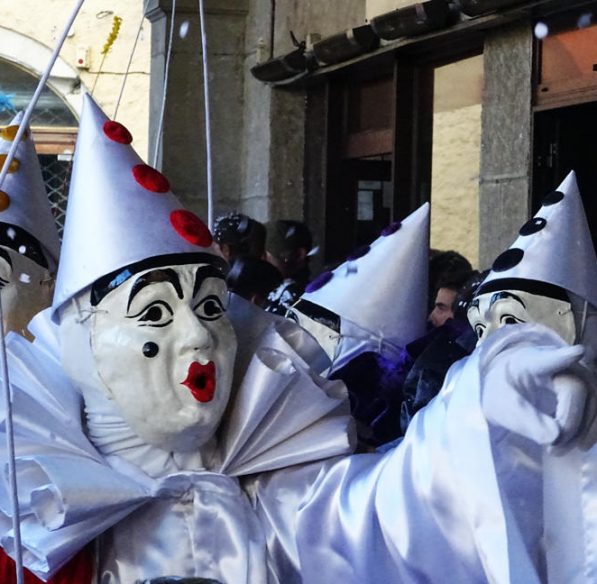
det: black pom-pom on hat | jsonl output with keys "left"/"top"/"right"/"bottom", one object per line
{"left": 542, "top": 190, "right": 564, "bottom": 206}
{"left": 519, "top": 217, "right": 547, "bottom": 236}
{"left": 492, "top": 248, "right": 524, "bottom": 272}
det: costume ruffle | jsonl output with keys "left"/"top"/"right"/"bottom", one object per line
{"left": 0, "top": 308, "right": 354, "bottom": 579}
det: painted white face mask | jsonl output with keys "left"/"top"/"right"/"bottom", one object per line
{"left": 467, "top": 289, "right": 576, "bottom": 346}
{"left": 90, "top": 263, "right": 237, "bottom": 452}
{"left": 0, "top": 247, "right": 53, "bottom": 338}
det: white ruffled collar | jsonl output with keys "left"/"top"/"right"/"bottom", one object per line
{"left": 0, "top": 303, "right": 355, "bottom": 578}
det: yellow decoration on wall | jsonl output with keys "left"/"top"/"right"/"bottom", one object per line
{"left": 101, "top": 15, "right": 123, "bottom": 55}
{"left": 0, "top": 155, "right": 20, "bottom": 173}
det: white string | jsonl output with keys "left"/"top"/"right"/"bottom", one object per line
{"left": 0, "top": 295, "right": 22, "bottom": 584}
{"left": 0, "top": 0, "right": 86, "bottom": 193}
{"left": 0, "top": 4, "right": 87, "bottom": 581}
{"left": 198, "top": 0, "right": 214, "bottom": 229}
{"left": 114, "top": 0, "right": 151, "bottom": 120}
{"left": 152, "top": 0, "right": 177, "bottom": 168}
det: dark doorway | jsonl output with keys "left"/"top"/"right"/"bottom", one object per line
{"left": 533, "top": 101, "right": 597, "bottom": 248}
{"left": 325, "top": 158, "right": 392, "bottom": 265}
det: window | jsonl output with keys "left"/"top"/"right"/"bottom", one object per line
{"left": 323, "top": 68, "right": 396, "bottom": 264}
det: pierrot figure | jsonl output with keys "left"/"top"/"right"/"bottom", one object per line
{"left": 0, "top": 95, "right": 595, "bottom": 584}
{"left": 0, "top": 113, "right": 59, "bottom": 336}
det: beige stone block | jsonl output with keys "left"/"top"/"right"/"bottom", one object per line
{"left": 430, "top": 104, "right": 482, "bottom": 268}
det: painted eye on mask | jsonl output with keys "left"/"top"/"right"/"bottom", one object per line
{"left": 194, "top": 294, "right": 225, "bottom": 321}
{"left": 500, "top": 314, "right": 525, "bottom": 326}
{"left": 474, "top": 323, "right": 486, "bottom": 339}
{"left": 131, "top": 300, "right": 174, "bottom": 327}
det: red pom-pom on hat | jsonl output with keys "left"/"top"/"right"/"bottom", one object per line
{"left": 103, "top": 121, "right": 133, "bottom": 144}
{"left": 132, "top": 164, "right": 170, "bottom": 193}
{"left": 170, "top": 209, "right": 213, "bottom": 247}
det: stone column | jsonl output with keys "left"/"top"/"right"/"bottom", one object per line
{"left": 240, "top": 0, "right": 367, "bottom": 224}
{"left": 478, "top": 22, "right": 534, "bottom": 268}
{"left": 146, "top": 0, "right": 248, "bottom": 218}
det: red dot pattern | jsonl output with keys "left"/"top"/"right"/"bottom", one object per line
{"left": 170, "top": 209, "right": 213, "bottom": 247}
{"left": 103, "top": 121, "right": 133, "bottom": 144}
{"left": 132, "top": 164, "right": 170, "bottom": 193}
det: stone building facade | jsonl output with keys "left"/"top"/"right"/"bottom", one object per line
{"left": 0, "top": 0, "right": 151, "bottom": 229}
{"left": 149, "top": 0, "right": 597, "bottom": 271}
{"left": 1, "top": 1, "right": 151, "bottom": 154}
{"left": 2, "top": 0, "right": 596, "bottom": 271}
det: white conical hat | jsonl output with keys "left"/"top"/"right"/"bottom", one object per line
{"left": 52, "top": 94, "right": 222, "bottom": 319}
{"left": 478, "top": 171, "right": 597, "bottom": 308}
{"left": 0, "top": 112, "right": 60, "bottom": 271}
{"left": 298, "top": 203, "right": 429, "bottom": 354}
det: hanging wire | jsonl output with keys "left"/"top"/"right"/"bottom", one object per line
{"left": 114, "top": 0, "right": 151, "bottom": 120}
{"left": 0, "top": 4, "right": 87, "bottom": 581}
{"left": 152, "top": 0, "right": 177, "bottom": 168}
{"left": 198, "top": 0, "right": 215, "bottom": 229}
{"left": 0, "top": 295, "right": 21, "bottom": 584}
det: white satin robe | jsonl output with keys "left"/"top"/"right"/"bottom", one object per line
{"left": 0, "top": 302, "right": 557, "bottom": 583}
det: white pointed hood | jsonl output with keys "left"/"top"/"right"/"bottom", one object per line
{"left": 294, "top": 203, "right": 429, "bottom": 364}
{"left": 0, "top": 111, "right": 60, "bottom": 271}
{"left": 52, "top": 94, "right": 222, "bottom": 321}
{"left": 478, "top": 171, "right": 597, "bottom": 308}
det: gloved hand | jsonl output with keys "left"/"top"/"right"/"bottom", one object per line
{"left": 481, "top": 339, "right": 587, "bottom": 447}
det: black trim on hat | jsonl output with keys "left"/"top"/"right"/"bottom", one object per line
{"left": 291, "top": 299, "right": 341, "bottom": 333}
{"left": 91, "top": 252, "right": 228, "bottom": 306}
{"left": 475, "top": 278, "right": 569, "bottom": 302}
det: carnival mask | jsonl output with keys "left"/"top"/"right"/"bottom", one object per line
{"left": 90, "top": 263, "right": 237, "bottom": 452}
{"left": 0, "top": 247, "right": 53, "bottom": 338}
{"left": 467, "top": 288, "right": 576, "bottom": 345}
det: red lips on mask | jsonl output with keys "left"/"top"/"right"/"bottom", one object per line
{"left": 181, "top": 361, "right": 216, "bottom": 402}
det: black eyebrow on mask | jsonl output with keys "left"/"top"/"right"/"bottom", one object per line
{"left": 489, "top": 291, "right": 526, "bottom": 309}
{"left": 193, "top": 265, "right": 226, "bottom": 298}
{"left": 468, "top": 298, "right": 480, "bottom": 311}
{"left": 127, "top": 269, "right": 183, "bottom": 310}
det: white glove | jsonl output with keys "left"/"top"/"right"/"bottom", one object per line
{"left": 481, "top": 342, "right": 586, "bottom": 447}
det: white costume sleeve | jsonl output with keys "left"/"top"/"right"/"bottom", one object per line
{"left": 251, "top": 325, "right": 573, "bottom": 583}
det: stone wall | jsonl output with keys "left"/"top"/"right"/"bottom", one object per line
{"left": 3, "top": 0, "right": 151, "bottom": 157}
{"left": 147, "top": 0, "right": 247, "bottom": 221}
{"left": 431, "top": 104, "right": 482, "bottom": 268}
{"left": 478, "top": 23, "right": 533, "bottom": 267}
{"left": 240, "top": 0, "right": 367, "bottom": 222}
{"left": 147, "top": 0, "right": 367, "bottom": 223}
{"left": 430, "top": 55, "right": 484, "bottom": 268}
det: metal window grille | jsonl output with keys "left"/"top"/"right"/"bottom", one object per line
{"left": 39, "top": 154, "right": 72, "bottom": 238}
